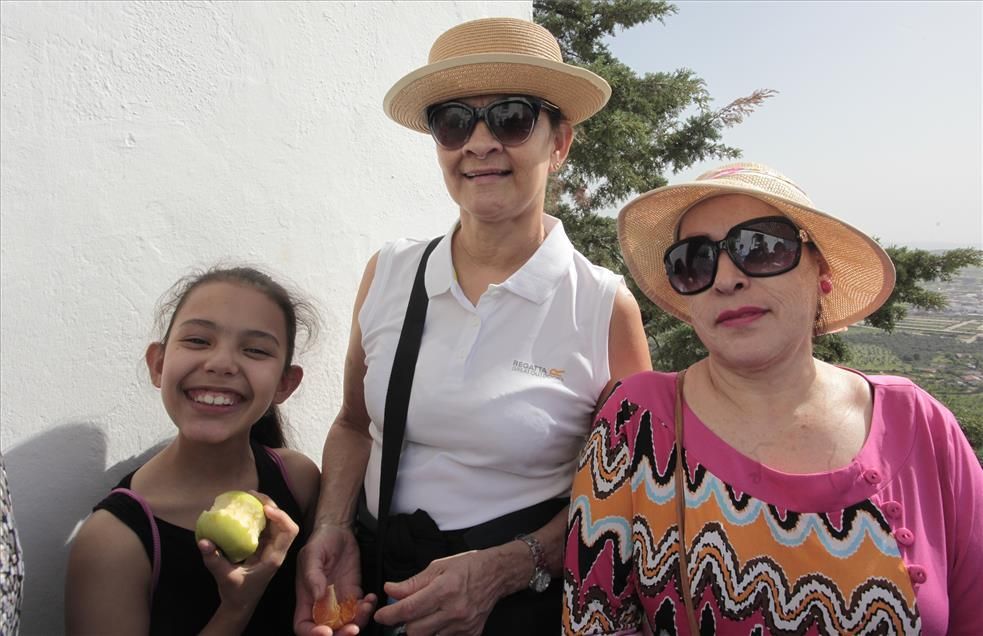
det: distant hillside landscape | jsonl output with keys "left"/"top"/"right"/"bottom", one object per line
{"left": 842, "top": 266, "right": 982, "bottom": 461}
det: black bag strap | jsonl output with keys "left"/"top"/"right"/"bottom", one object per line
{"left": 376, "top": 235, "right": 442, "bottom": 598}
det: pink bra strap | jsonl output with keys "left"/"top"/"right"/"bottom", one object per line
{"left": 111, "top": 487, "right": 161, "bottom": 603}
{"left": 262, "top": 446, "right": 298, "bottom": 507}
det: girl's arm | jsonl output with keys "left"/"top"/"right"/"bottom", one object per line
{"left": 65, "top": 511, "right": 152, "bottom": 635}
{"left": 198, "top": 493, "right": 300, "bottom": 635}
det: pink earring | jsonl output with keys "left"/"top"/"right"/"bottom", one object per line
{"left": 820, "top": 278, "right": 833, "bottom": 294}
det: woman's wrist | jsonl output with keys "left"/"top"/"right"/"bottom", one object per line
{"left": 312, "top": 497, "right": 358, "bottom": 532}
{"left": 310, "top": 520, "right": 355, "bottom": 544}
{"left": 314, "top": 516, "right": 353, "bottom": 532}
{"left": 488, "top": 539, "right": 538, "bottom": 598}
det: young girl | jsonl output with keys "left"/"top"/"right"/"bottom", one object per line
{"left": 66, "top": 267, "right": 321, "bottom": 635}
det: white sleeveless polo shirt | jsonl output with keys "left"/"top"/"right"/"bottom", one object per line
{"left": 359, "top": 215, "right": 621, "bottom": 529}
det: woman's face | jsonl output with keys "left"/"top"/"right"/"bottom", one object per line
{"left": 433, "top": 94, "right": 573, "bottom": 224}
{"left": 678, "top": 194, "right": 823, "bottom": 370}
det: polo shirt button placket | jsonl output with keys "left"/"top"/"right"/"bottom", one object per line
{"left": 459, "top": 314, "right": 480, "bottom": 362}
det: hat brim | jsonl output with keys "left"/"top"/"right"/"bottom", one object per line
{"left": 383, "top": 53, "right": 611, "bottom": 133}
{"left": 618, "top": 182, "right": 896, "bottom": 335}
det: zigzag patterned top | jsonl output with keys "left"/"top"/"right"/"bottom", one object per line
{"left": 563, "top": 371, "right": 983, "bottom": 635}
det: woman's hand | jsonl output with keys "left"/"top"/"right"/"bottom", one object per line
{"left": 374, "top": 548, "right": 508, "bottom": 636}
{"left": 293, "top": 524, "right": 377, "bottom": 636}
{"left": 198, "top": 491, "right": 299, "bottom": 633}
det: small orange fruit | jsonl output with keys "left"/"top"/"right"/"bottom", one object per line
{"left": 312, "top": 584, "right": 358, "bottom": 629}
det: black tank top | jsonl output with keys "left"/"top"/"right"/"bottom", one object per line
{"left": 94, "top": 442, "right": 305, "bottom": 635}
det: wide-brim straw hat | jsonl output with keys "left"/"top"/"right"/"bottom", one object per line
{"left": 618, "top": 162, "right": 896, "bottom": 335}
{"left": 384, "top": 17, "right": 611, "bottom": 133}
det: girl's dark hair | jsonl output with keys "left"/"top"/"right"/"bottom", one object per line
{"left": 155, "top": 266, "right": 319, "bottom": 448}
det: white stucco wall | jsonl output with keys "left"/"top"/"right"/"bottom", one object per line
{"left": 0, "top": 1, "right": 531, "bottom": 632}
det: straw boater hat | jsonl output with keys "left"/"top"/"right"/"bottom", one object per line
{"left": 383, "top": 17, "right": 611, "bottom": 133}
{"left": 618, "top": 162, "right": 896, "bottom": 335}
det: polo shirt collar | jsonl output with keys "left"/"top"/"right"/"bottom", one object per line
{"left": 424, "top": 223, "right": 456, "bottom": 299}
{"left": 424, "top": 215, "right": 574, "bottom": 304}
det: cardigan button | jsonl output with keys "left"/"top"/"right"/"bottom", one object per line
{"left": 882, "top": 501, "right": 902, "bottom": 519}
{"left": 894, "top": 528, "right": 915, "bottom": 547}
{"left": 908, "top": 565, "right": 928, "bottom": 585}
{"left": 863, "top": 469, "right": 882, "bottom": 484}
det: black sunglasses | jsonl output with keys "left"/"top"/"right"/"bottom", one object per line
{"left": 664, "top": 216, "right": 810, "bottom": 295}
{"left": 426, "top": 97, "right": 559, "bottom": 150}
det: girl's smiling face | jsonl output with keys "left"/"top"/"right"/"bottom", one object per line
{"left": 146, "top": 281, "right": 301, "bottom": 445}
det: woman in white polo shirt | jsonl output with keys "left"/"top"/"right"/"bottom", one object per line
{"left": 295, "top": 17, "right": 650, "bottom": 636}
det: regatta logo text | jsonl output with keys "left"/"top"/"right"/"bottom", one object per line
{"left": 512, "top": 360, "right": 565, "bottom": 381}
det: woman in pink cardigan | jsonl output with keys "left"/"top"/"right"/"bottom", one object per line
{"left": 563, "top": 163, "right": 983, "bottom": 635}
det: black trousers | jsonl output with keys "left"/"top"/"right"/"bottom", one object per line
{"left": 355, "top": 498, "right": 567, "bottom": 636}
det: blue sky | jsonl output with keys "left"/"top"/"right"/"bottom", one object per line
{"left": 604, "top": 1, "right": 982, "bottom": 249}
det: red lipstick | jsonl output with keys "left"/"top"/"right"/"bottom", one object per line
{"left": 716, "top": 306, "right": 768, "bottom": 327}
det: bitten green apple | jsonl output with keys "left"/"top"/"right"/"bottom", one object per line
{"left": 195, "top": 490, "right": 266, "bottom": 563}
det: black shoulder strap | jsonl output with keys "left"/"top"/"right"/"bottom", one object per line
{"left": 376, "top": 236, "right": 442, "bottom": 595}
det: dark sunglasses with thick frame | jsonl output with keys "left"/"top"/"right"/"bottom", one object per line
{"left": 426, "top": 96, "right": 560, "bottom": 150}
{"left": 663, "top": 215, "right": 811, "bottom": 295}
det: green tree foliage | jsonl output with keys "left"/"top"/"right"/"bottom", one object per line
{"left": 815, "top": 248, "right": 982, "bottom": 366}
{"left": 534, "top": 0, "right": 774, "bottom": 370}
{"left": 867, "top": 247, "right": 983, "bottom": 332}
{"left": 842, "top": 329, "right": 983, "bottom": 463}
{"left": 535, "top": 0, "right": 775, "bottom": 214}
{"left": 534, "top": 2, "right": 983, "bottom": 378}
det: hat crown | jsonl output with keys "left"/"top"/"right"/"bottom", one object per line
{"left": 617, "top": 161, "right": 896, "bottom": 336}
{"left": 428, "top": 17, "right": 564, "bottom": 65}
{"left": 697, "top": 162, "right": 814, "bottom": 208}
{"left": 385, "top": 17, "right": 609, "bottom": 132}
